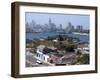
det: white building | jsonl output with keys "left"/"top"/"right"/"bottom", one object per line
{"left": 36, "top": 45, "right": 49, "bottom": 62}
{"left": 75, "top": 47, "right": 89, "bottom": 54}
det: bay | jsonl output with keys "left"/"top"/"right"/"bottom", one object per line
{"left": 26, "top": 32, "right": 89, "bottom": 42}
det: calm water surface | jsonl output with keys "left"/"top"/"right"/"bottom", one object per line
{"left": 26, "top": 32, "right": 89, "bottom": 42}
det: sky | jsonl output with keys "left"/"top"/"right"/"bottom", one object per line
{"left": 25, "top": 12, "right": 90, "bottom": 30}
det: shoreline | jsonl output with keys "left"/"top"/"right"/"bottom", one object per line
{"left": 72, "top": 32, "right": 89, "bottom": 36}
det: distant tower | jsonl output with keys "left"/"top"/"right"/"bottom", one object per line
{"left": 66, "top": 22, "right": 74, "bottom": 33}
{"left": 59, "top": 24, "right": 63, "bottom": 30}
{"left": 76, "top": 25, "right": 83, "bottom": 32}
{"left": 48, "top": 18, "right": 57, "bottom": 32}
{"left": 49, "top": 18, "right": 52, "bottom": 26}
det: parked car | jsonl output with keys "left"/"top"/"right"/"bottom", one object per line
{"left": 36, "top": 60, "right": 42, "bottom": 64}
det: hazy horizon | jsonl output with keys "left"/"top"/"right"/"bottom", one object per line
{"left": 25, "top": 12, "right": 90, "bottom": 30}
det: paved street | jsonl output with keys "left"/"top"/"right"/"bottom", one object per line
{"left": 26, "top": 51, "right": 51, "bottom": 67}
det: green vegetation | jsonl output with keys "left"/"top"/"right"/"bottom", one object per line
{"left": 76, "top": 51, "right": 89, "bottom": 64}
{"left": 76, "top": 50, "right": 82, "bottom": 55}
{"left": 60, "top": 43, "right": 78, "bottom": 52}
{"left": 47, "top": 35, "right": 79, "bottom": 41}
{"left": 26, "top": 35, "right": 80, "bottom": 52}
{"left": 47, "top": 36, "right": 57, "bottom": 40}
{"left": 57, "top": 35, "right": 67, "bottom": 41}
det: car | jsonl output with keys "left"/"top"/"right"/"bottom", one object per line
{"left": 36, "top": 60, "right": 42, "bottom": 64}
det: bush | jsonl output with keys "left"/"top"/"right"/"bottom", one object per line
{"left": 76, "top": 50, "right": 82, "bottom": 55}
{"left": 76, "top": 54, "right": 89, "bottom": 64}
{"left": 60, "top": 43, "right": 78, "bottom": 52}
{"left": 81, "top": 54, "right": 89, "bottom": 64}
{"left": 47, "top": 36, "right": 57, "bottom": 40}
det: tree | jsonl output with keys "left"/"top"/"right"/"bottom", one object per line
{"left": 60, "top": 43, "right": 78, "bottom": 52}
{"left": 76, "top": 53, "right": 89, "bottom": 64}
{"left": 58, "top": 35, "right": 64, "bottom": 41}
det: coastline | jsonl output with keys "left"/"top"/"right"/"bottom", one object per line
{"left": 72, "top": 32, "right": 89, "bottom": 36}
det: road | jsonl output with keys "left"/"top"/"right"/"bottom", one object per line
{"left": 26, "top": 51, "right": 51, "bottom": 67}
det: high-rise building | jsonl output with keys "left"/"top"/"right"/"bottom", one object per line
{"left": 65, "top": 22, "right": 74, "bottom": 33}
{"left": 76, "top": 25, "right": 83, "bottom": 32}
{"left": 49, "top": 18, "right": 52, "bottom": 25}
{"left": 59, "top": 24, "right": 63, "bottom": 30}
{"left": 48, "top": 18, "right": 57, "bottom": 32}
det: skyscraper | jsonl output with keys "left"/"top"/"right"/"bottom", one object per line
{"left": 48, "top": 18, "right": 57, "bottom": 32}
{"left": 65, "top": 22, "right": 74, "bottom": 33}
{"left": 76, "top": 25, "right": 83, "bottom": 32}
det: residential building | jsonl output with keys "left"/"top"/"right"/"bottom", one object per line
{"left": 75, "top": 43, "right": 89, "bottom": 54}
{"left": 36, "top": 45, "right": 63, "bottom": 64}
{"left": 36, "top": 45, "right": 49, "bottom": 62}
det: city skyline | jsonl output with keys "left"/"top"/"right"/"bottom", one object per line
{"left": 25, "top": 12, "right": 90, "bottom": 30}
